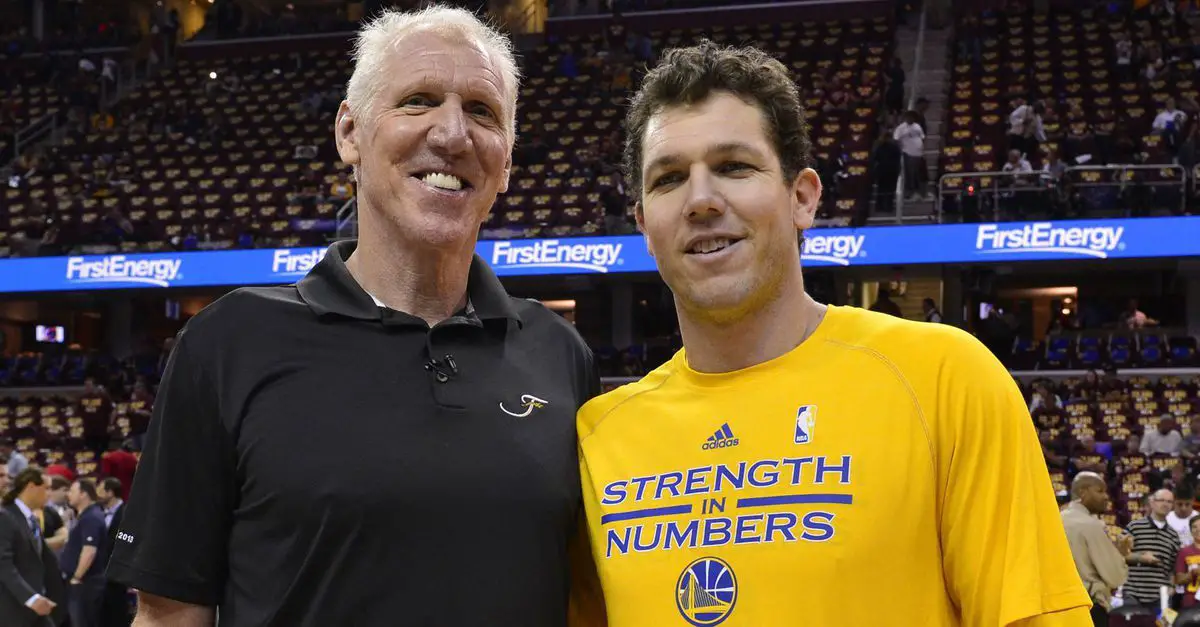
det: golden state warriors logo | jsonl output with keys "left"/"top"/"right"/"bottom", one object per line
{"left": 499, "top": 394, "right": 548, "bottom": 418}
{"left": 676, "top": 557, "right": 737, "bottom": 626}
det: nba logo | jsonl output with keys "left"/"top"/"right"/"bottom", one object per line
{"left": 794, "top": 405, "right": 817, "bottom": 444}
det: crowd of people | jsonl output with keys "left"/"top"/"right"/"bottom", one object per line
{"left": 937, "top": 0, "right": 1200, "bottom": 221}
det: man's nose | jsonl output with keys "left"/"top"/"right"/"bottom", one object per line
{"left": 682, "top": 166, "right": 726, "bottom": 221}
{"left": 427, "top": 97, "right": 471, "bottom": 156}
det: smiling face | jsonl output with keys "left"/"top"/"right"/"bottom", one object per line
{"left": 636, "top": 91, "right": 820, "bottom": 323}
{"left": 336, "top": 30, "right": 513, "bottom": 251}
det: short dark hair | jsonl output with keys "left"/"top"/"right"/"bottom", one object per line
{"left": 74, "top": 478, "right": 98, "bottom": 501}
{"left": 1190, "top": 514, "right": 1200, "bottom": 531}
{"left": 100, "top": 477, "right": 122, "bottom": 496}
{"left": 622, "top": 39, "right": 813, "bottom": 196}
{"left": 49, "top": 475, "right": 70, "bottom": 491}
{"left": 3, "top": 466, "right": 45, "bottom": 505}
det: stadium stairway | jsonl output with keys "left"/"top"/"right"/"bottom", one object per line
{"left": 886, "top": 12, "right": 951, "bottom": 224}
{"left": 3, "top": 49, "right": 154, "bottom": 172}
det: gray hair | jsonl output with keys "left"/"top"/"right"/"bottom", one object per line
{"left": 345, "top": 5, "right": 520, "bottom": 140}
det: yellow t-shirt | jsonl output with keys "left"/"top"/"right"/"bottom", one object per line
{"left": 577, "top": 305, "right": 1091, "bottom": 627}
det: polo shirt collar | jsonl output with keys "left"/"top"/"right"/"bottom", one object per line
{"left": 296, "top": 240, "right": 522, "bottom": 327}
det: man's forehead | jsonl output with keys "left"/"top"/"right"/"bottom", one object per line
{"left": 643, "top": 98, "right": 770, "bottom": 163}
{"left": 389, "top": 33, "right": 502, "bottom": 86}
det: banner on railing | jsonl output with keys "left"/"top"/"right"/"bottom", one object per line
{"left": 0, "top": 216, "right": 1197, "bottom": 293}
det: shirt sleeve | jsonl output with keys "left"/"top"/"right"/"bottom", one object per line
{"left": 104, "top": 329, "right": 235, "bottom": 606}
{"left": 1088, "top": 523, "right": 1128, "bottom": 591}
{"left": 80, "top": 515, "right": 104, "bottom": 548}
{"left": 933, "top": 329, "right": 1092, "bottom": 627}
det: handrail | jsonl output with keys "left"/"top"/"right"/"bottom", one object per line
{"left": 937, "top": 163, "right": 1187, "bottom": 222}
{"left": 11, "top": 113, "right": 57, "bottom": 163}
{"left": 335, "top": 197, "right": 358, "bottom": 240}
{"left": 892, "top": 3, "right": 928, "bottom": 220}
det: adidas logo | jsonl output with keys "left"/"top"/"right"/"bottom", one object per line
{"left": 701, "top": 423, "right": 740, "bottom": 450}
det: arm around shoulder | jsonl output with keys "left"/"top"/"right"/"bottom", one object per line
{"left": 133, "top": 591, "right": 216, "bottom": 627}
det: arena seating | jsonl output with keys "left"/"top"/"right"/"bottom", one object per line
{"left": 1009, "top": 329, "right": 1200, "bottom": 370}
{"left": 1025, "top": 373, "right": 1200, "bottom": 526}
{"left": 0, "top": 15, "right": 893, "bottom": 255}
{"left": 0, "top": 393, "right": 145, "bottom": 475}
{"left": 941, "top": 7, "right": 1194, "bottom": 202}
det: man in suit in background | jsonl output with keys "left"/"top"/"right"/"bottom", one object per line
{"left": 0, "top": 467, "right": 67, "bottom": 627}
{"left": 98, "top": 477, "right": 130, "bottom": 626}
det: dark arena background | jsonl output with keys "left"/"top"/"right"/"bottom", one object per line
{"left": 2, "top": 0, "right": 1200, "bottom": 623}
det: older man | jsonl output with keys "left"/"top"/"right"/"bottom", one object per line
{"left": 106, "top": 6, "right": 599, "bottom": 627}
{"left": 1125, "top": 489, "right": 1183, "bottom": 607}
{"left": 1062, "top": 472, "right": 1130, "bottom": 627}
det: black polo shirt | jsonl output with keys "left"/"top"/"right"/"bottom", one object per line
{"left": 106, "top": 240, "right": 600, "bottom": 627}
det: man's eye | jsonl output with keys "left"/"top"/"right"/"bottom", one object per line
{"left": 469, "top": 103, "right": 497, "bottom": 119}
{"left": 650, "top": 173, "right": 682, "bottom": 189}
{"left": 401, "top": 95, "right": 435, "bottom": 107}
{"left": 718, "top": 162, "right": 754, "bottom": 174}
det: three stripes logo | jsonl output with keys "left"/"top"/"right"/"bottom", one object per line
{"left": 701, "top": 423, "right": 740, "bottom": 451}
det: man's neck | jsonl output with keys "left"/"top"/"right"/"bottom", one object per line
{"left": 1153, "top": 513, "right": 1168, "bottom": 524}
{"left": 346, "top": 216, "right": 475, "bottom": 327}
{"left": 677, "top": 269, "right": 826, "bottom": 374}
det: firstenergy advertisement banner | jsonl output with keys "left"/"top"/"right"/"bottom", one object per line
{"left": 0, "top": 217, "right": 1196, "bottom": 293}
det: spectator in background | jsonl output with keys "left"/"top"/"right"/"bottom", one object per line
{"left": 78, "top": 378, "right": 112, "bottom": 458}
{"left": 45, "top": 476, "right": 73, "bottom": 539}
{"left": 870, "top": 126, "right": 901, "bottom": 219}
{"left": 922, "top": 298, "right": 942, "bottom": 323}
{"left": 1176, "top": 517, "right": 1200, "bottom": 611}
{"left": 1125, "top": 489, "right": 1182, "bottom": 607}
{"left": 1029, "top": 382, "right": 1063, "bottom": 413}
{"left": 0, "top": 464, "right": 9, "bottom": 494}
{"left": 912, "top": 97, "right": 930, "bottom": 134}
{"left": 1143, "top": 416, "right": 1184, "bottom": 456}
{"left": 40, "top": 473, "right": 68, "bottom": 556}
{"left": 1168, "top": 486, "right": 1197, "bottom": 547}
{"left": 893, "top": 110, "right": 927, "bottom": 200}
{"left": 328, "top": 173, "right": 354, "bottom": 203}
{"left": 869, "top": 287, "right": 903, "bottom": 317}
{"left": 1181, "top": 416, "right": 1200, "bottom": 459}
{"left": 96, "top": 478, "right": 129, "bottom": 626}
{"left": 1008, "top": 97, "right": 1034, "bottom": 156}
{"left": 99, "top": 442, "right": 137, "bottom": 502}
{"left": 1123, "top": 298, "right": 1159, "bottom": 329}
{"left": 61, "top": 478, "right": 106, "bottom": 627}
{"left": 601, "top": 174, "right": 628, "bottom": 234}
{"left": 0, "top": 467, "right": 66, "bottom": 627}
{"left": 1062, "top": 471, "right": 1130, "bottom": 627}
{"left": 124, "top": 380, "right": 154, "bottom": 449}
{"left": 0, "top": 440, "right": 28, "bottom": 477}
{"left": 44, "top": 462, "right": 73, "bottom": 483}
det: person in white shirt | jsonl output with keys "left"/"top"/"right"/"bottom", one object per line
{"left": 1008, "top": 97, "right": 1033, "bottom": 155}
{"left": 1028, "top": 382, "right": 1064, "bottom": 413}
{"left": 1001, "top": 148, "right": 1033, "bottom": 218}
{"left": 1142, "top": 416, "right": 1185, "bottom": 456}
{"left": 1167, "top": 486, "right": 1196, "bottom": 547}
{"left": 1153, "top": 97, "right": 1187, "bottom": 134}
{"left": 892, "top": 110, "right": 930, "bottom": 200}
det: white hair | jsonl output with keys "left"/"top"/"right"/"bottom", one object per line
{"left": 345, "top": 5, "right": 520, "bottom": 139}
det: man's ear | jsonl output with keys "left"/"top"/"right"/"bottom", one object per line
{"left": 335, "top": 101, "right": 360, "bottom": 167}
{"left": 791, "top": 168, "right": 822, "bottom": 232}
{"left": 499, "top": 152, "right": 512, "bottom": 194}
{"left": 633, "top": 201, "right": 655, "bottom": 257}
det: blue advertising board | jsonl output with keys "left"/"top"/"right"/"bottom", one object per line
{"left": 0, "top": 216, "right": 1196, "bottom": 293}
